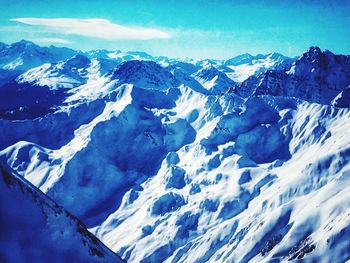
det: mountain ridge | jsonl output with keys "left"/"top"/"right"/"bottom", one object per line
{"left": 0, "top": 40, "right": 349, "bottom": 262}
{"left": 0, "top": 162, "right": 124, "bottom": 263}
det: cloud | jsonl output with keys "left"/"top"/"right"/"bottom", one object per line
{"left": 11, "top": 18, "right": 170, "bottom": 40}
{"left": 29, "top": 37, "right": 71, "bottom": 44}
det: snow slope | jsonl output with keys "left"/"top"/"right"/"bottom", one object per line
{"left": 0, "top": 42, "right": 349, "bottom": 262}
{"left": 17, "top": 54, "right": 92, "bottom": 89}
{"left": 87, "top": 96, "right": 350, "bottom": 263}
{"left": 0, "top": 164, "right": 123, "bottom": 263}
{"left": 225, "top": 53, "right": 293, "bottom": 82}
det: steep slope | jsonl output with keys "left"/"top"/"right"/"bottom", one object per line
{"left": 0, "top": 54, "right": 117, "bottom": 119}
{"left": 236, "top": 47, "right": 350, "bottom": 105}
{"left": 0, "top": 80, "right": 68, "bottom": 120}
{"left": 332, "top": 86, "right": 350, "bottom": 108}
{"left": 89, "top": 96, "right": 350, "bottom": 263}
{"left": 0, "top": 164, "right": 123, "bottom": 263}
{"left": 2, "top": 85, "right": 349, "bottom": 262}
{"left": 111, "top": 60, "right": 180, "bottom": 90}
{"left": 0, "top": 84, "right": 196, "bottom": 227}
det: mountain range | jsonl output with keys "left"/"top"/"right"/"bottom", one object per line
{"left": 0, "top": 40, "right": 349, "bottom": 262}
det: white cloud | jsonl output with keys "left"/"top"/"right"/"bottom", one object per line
{"left": 11, "top": 18, "right": 170, "bottom": 40}
{"left": 30, "top": 37, "right": 71, "bottom": 44}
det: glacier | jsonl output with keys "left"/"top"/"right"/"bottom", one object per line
{"left": 0, "top": 40, "right": 349, "bottom": 262}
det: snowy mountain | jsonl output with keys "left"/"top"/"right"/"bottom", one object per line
{"left": 17, "top": 54, "right": 92, "bottom": 89}
{"left": 235, "top": 47, "right": 350, "bottom": 106}
{"left": 0, "top": 40, "right": 77, "bottom": 86}
{"left": 0, "top": 163, "right": 123, "bottom": 263}
{"left": 0, "top": 40, "right": 77, "bottom": 71}
{"left": 0, "top": 41, "right": 349, "bottom": 262}
{"left": 111, "top": 60, "right": 180, "bottom": 90}
{"left": 224, "top": 52, "right": 293, "bottom": 82}
{"left": 193, "top": 63, "right": 236, "bottom": 94}
{"left": 86, "top": 49, "right": 154, "bottom": 62}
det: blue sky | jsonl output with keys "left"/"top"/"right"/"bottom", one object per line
{"left": 0, "top": 0, "right": 349, "bottom": 58}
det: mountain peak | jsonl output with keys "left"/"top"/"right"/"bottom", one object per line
{"left": 0, "top": 41, "right": 8, "bottom": 50}
{"left": 11, "top": 40, "right": 38, "bottom": 48}
{"left": 111, "top": 60, "right": 178, "bottom": 90}
{"left": 267, "top": 52, "right": 285, "bottom": 60}
{"left": 302, "top": 46, "right": 322, "bottom": 59}
{"left": 306, "top": 46, "right": 322, "bottom": 53}
{"left": 65, "top": 54, "right": 91, "bottom": 67}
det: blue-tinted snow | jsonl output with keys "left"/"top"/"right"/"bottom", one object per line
{"left": 0, "top": 42, "right": 350, "bottom": 262}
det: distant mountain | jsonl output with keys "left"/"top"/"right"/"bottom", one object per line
{"left": 235, "top": 47, "right": 350, "bottom": 106}
{"left": 0, "top": 40, "right": 77, "bottom": 71}
{"left": 86, "top": 49, "right": 154, "bottom": 62}
{"left": 224, "top": 52, "right": 293, "bottom": 82}
{"left": 0, "top": 40, "right": 77, "bottom": 86}
{"left": 193, "top": 62, "right": 236, "bottom": 94}
{"left": 17, "top": 54, "right": 91, "bottom": 89}
{"left": 111, "top": 60, "right": 180, "bottom": 90}
{"left": 224, "top": 53, "right": 265, "bottom": 66}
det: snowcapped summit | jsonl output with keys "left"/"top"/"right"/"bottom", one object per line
{"left": 238, "top": 47, "right": 350, "bottom": 105}
{"left": 0, "top": 40, "right": 77, "bottom": 87}
{"left": 127, "top": 51, "right": 154, "bottom": 60}
{"left": 86, "top": 49, "right": 113, "bottom": 60}
{"left": 87, "top": 49, "right": 154, "bottom": 63}
{"left": 0, "top": 40, "right": 77, "bottom": 72}
{"left": 17, "top": 54, "right": 92, "bottom": 89}
{"left": 266, "top": 52, "right": 286, "bottom": 61}
{"left": 193, "top": 63, "right": 236, "bottom": 94}
{"left": 225, "top": 53, "right": 260, "bottom": 66}
{"left": 111, "top": 60, "right": 179, "bottom": 90}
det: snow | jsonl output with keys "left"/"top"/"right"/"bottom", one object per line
{"left": 0, "top": 42, "right": 350, "bottom": 262}
{"left": 17, "top": 54, "right": 92, "bottom": 89}
{"left": 332, "top": 86, "right": 350, "bottom": 108}
{"left": 193, "top": 63, "right": 236, "bottom": 94}
{"left": 226, "top": 53, "right": 289, "bottom": 83}
{"left": 84, "top": 96, "right": 349, "bottom": 263}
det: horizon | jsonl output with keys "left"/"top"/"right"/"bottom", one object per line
{"left": 1, "top": 39, "right": 343, "bottom": 61}
{"left": 0, "top": 0, "right": 349, "bottom": 59}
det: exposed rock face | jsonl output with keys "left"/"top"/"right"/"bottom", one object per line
{"left": 236, "top": 47, "right": 350, "bottom": 105}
